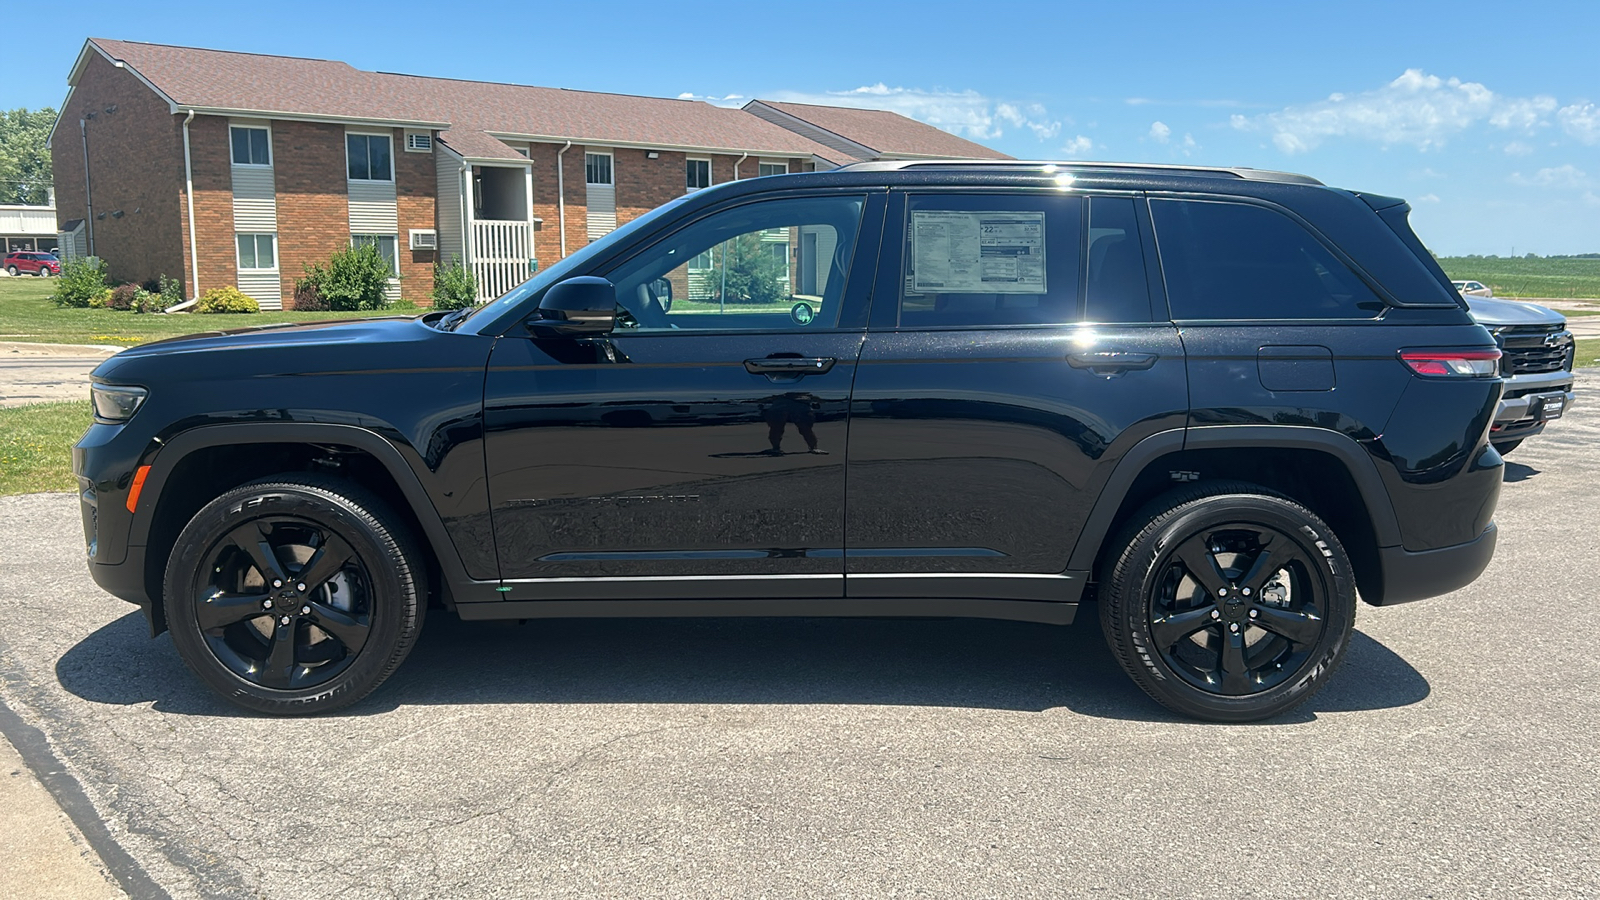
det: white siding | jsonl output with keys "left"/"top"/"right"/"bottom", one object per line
{"left": 238, "top": 270, "right": 282, "bottom": 310}
{"left": 435, "top": 149, "right": 465, "bottom": 267}
{"left": 348, "top": 180, "right": 399, "bottom": 234}
{"left": 231, "top": 166, "right": 277, "bottom": 232}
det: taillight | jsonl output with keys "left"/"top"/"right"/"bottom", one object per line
{"left": 1398, "top": 349, "right": 1501, "bottom": 377}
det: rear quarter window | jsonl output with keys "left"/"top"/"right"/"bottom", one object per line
{"left": 1151, "top": 199, "right": 1387, "bottom": 320}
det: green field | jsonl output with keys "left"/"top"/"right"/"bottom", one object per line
{"left": 0, "top": 278, "right": 416, "bottom": 346}
{"left": 0, "top": 401, "right": 92, "bottom": 495}
{"left": 1437, "top": 257, "right": 1600, "bottom": 299}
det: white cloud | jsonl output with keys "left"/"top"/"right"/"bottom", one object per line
{"left": 767, "top": 84, "right": 1062, "bottom": 142}
{"left": 1510, "top": 165, "right": 1591, "bottom": 188}
{"left": 676, "top": 92, "right": 745, "bottom": 107}
{"left": 1232, "top": 69, "right": 1559, "bottom": 154}
{"left": 1061, "top": 135, "right": 1095, "bottom": 157}
{"left": 1558, "top": 102, "right": 1600, "bottom": 144}
{"left": 1149, "top": 121, "right": 1171, "bottom": 143}
{"left": 1503, "top": 141, "right": 1535, "bottom": 156}
{"left": 1416, "top": 193, "right": 1442, "bottom": 203}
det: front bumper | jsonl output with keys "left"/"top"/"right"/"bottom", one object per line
{"left": 1492, "top": 371, "right": 1575, "bottom": 441}
{"left": 1372, "top": 522, "right": 1497, "bottom": 606}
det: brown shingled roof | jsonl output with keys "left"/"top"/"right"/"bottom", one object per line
{"left": 84, "top": 39, "right": 844, "bottom": 161}
{"left": 749, "top": 100, "right": 1012, "bottom": 160}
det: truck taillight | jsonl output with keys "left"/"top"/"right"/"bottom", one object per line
{"left": 1398, "top": 349, "right": 1501, "bottom": 377}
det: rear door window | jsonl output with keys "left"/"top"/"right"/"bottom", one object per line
{"left": 899, "top": 193, "right": 1082, "bottom": 327}
{"left": 1150, "top": 199, "right": 1386, "bottom": 320}
{"left": 1086, "top": 196, "right": 1153, "bottom": 323}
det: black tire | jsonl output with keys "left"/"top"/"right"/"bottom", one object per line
{"left": 1492, "top": 438, "right": 1523, "bottom": 456}
{"left": 163, "top": 475, "right": 427, "bottom": 715}
{"left": 1098, "top": 481, "right": 1356, "bottom": 722}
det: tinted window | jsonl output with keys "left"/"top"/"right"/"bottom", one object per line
{"left": 1151, "top": 199, "right": 1386, "bottom": 319}
{"left": 604, "top": 194, "right": 865, "bottom": 332}
{"left": 900, "top": 193, "right": 1082, "bottom": 327}
{"left": 1086, "top": 196, "right": 1152, "bottom": 323}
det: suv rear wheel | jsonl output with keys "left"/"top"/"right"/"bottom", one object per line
{"left": 1098, "top": 482, "right": 1356, "bottom": 722}
{"left": 163, "top": 475, "right": 426, "bottom": 715}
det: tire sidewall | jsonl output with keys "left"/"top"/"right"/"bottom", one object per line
{"left": 1111, "top": 493, "right": 1356, "bottom": 722}
{"left": 164, "top": 483, "right": 417, "bottom": 714}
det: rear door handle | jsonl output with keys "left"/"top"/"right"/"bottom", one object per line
{"left": 1067, "top": 351, "right": 1158, "bottom": 375}
{"left": 744, "top": 357, "right": 836, "bottom": 378}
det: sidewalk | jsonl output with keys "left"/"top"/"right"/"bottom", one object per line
{"left": 0, "top": 342, "right": 118, "bottom": 408}
{"left": 0, "top": 732, "right": 126, "bottom": 899}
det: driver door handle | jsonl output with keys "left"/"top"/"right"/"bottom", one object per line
{"left": 744, "top": 357, "right": 836, "bottom": 378}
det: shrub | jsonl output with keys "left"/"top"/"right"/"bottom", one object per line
{"left": 321, "top": 242, "right": 394, "bottom": 311}
{"left": 431, "top": 255, "right": 477, "bottom": 310}
{"left": 50, "top": 257, "right": 110, "bottom": 308}
{"left": 293, "top": 263, "right": 331, "bottom": 312}
{"left": 158, "top": 274, "right": 184, "bottom": 310}
{"left": 196, "top": 286, "right": 259, "bottom": 314}
{"left": 86, "top": 288, "right": 113, "bottom": 309}
{"left": 109, "top": 283, "right": 139, "bottom": 311}
{"left": 131, "top": 289, "right": 163, "bottom": 315}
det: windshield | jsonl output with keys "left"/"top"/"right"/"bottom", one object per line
{"left": 448, "top": 190, "right": 704, "bottom": 333}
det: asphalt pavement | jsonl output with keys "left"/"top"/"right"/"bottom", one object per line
{"left": 0, "top": 374, "right": 1596, "bottom": 899}
{"left": 0, "top": 342, "right": 119, "bottom": 407}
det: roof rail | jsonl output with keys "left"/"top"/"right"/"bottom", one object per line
{"left": 837, "top": 159, "right": 1324, "bottom": 186}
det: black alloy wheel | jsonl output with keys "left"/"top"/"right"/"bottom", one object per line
{"left": 165, "top": 476, "right": 425, "bottom": 714}
{"left": 193, "top": 517, "right": 372, "bottom": 691}
{"left": 1100, "top": 482, "right": 1356, "bottom": 722}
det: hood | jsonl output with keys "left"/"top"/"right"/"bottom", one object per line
{"left": 111, "top": 315, "right": 421, "bottom": 357}
{"left": 1464, "top": 296, "right": 1566, "bottom": 327}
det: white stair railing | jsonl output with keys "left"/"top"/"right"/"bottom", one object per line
{"left": 470, "top": 220, "right": 532, "bottom": 301}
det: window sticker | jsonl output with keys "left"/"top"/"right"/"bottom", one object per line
{"left": 911, "top": 210, "right": 1046, "bottom": 294}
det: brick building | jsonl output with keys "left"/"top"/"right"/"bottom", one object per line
{"left": 49, "top": 39, "right": 1007, "bottom": 308}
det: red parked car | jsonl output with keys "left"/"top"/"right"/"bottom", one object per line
{"left": 4, "top": 251, "right": 62, "bottom": 276}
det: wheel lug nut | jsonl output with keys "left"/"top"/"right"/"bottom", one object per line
{"left": 1211, "top": 610, "right": 1221, "bottom": 620}
{"left": 301, "top": 606, "right": 310, "bottom": 615}
{"left": 1217, "top": 588, "right": 1228, "bottom": 597}
{"left": 1229, "top": 623, "right": 1240, "bottom": 633}
{"left": 272, "top": 580, "right": 283, "bottom": 588}
{"left": 296, "top": 583, "right": 306, "bottom": 592}
{"left": 1242, "top": 587, "right": 1252, "bottom": 597}
{"left": 263, "top": 599, "right": 273, "bottom": 609}
{"left": 1249, "top": 609, "right": 1258, "bottom": 618}
{"left": 279, "top": 616, "right": 290, "bottom": 625}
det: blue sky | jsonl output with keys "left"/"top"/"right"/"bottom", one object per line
{"left": 6, "top": 0, "right": 1597, "bottom": 255}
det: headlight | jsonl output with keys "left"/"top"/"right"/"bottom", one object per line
{"left": 91, "top": 384, "right": 148, "bottom": 422}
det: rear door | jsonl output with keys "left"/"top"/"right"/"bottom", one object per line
{"left": 844, "top": 190, "right": 1188, "bottom": 603}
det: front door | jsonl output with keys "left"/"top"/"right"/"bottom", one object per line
{"left": 483, "top": 191, "right": 881, "bottom": 600}
{"left": 845, "top": 191, "right": 1189, "bottom": 602}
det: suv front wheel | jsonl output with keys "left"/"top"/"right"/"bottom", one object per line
{"left": 1099, "top": 482, "right": 1356, "bottom": 722}
{"left": 163, "top": 475, "right": 427, "bottom": 715}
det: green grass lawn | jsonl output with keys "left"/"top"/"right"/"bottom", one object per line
{"left": 1438, "top": 257, "right": 1600, "bottom": 299}
{"left": 0, "top": 277, "right": 416, "bottom": 346}
{"left": 0, "top": 400, "right": 92, "bottom": 495}
{"left": 1574, "top": 338, "right": 1600, "bottom": 370}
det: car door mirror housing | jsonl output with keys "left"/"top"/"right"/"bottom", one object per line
{"left": 529, "top": 276, "right": 618, "bottom": 338}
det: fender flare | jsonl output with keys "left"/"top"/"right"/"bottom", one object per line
{"left": 133, "top": 422, "right": 476, "bottom": 588}
{"left": 1065, "top": 425, "right": 1403, "bottom": 572}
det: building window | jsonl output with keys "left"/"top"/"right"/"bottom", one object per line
{"left": 585, "top": 152, "right": 613, "bottom": 185}
{"left": 758, "top": 161, "right": 788, "bottom": 178}
{"left": 686, "top": 158, "right": 711, "bottom": 192}
{"left": 230, "top": 127, "right": 271, "bottom": 166}
{"left": 236, "top": 233, "right": 277, "bottom": 270}
{"left": 351, "top": 234, "right": 399, "bottom": 276}
{"left": 347, "top": 134, "right": 393, "bottom": 181}
{"left": 404, "top": 131, "right": 433, "bottom": 153}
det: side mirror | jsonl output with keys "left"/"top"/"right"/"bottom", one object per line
{"left": 529, "top": 276, "right": 617, "bottom": 338}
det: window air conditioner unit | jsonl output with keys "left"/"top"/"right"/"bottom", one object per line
{"left": 406, "top": 132, "right": 433, "bottom": 152}
{"left": 409, "top": 229, "right": 438, "bottom": 250}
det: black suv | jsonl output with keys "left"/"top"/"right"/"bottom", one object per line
{"left": 75, "top": 161, "right": 1504, "bottom": 722}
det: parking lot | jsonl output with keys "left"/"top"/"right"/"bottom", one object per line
{"left": 1, "top": 373, "right": 1596, "bottom": 899}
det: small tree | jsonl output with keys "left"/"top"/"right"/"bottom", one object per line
{"left": 701, "top": 232, "right": 786, "bottom": 306}
{"left": 321, "top": 242, "right": 394, "bottom": 311}
{"left": 294, "top": 262, "right": 331, "bottom": 311}
{"left": 430, "top": 255, "right": 477, "bottom": 310}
